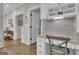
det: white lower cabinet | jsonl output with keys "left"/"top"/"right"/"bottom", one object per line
{"left": 37, "top": 37, "right": 50, "bottom": 55}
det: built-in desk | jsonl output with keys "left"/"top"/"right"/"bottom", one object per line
{"left": 37, "top": 35, "right": 79, "bottom": 55}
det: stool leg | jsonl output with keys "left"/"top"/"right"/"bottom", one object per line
{"left": 49, "top": 40, "right": 52, "bottom": 55}
{"left": 49, "top": 44, "right": 52, "bottom": 55}
{"left": 65, "top": 42, "right": 67, "bottom": 55}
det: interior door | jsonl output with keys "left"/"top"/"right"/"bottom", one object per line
{"left": 31, "top": 11, "right": 40, "bottom": 44}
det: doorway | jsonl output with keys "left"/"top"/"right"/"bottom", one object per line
{"left": 16, "top": 14, "right": 23, "bottom": 40}
{"left": 30, "top": 7, "right": 41, "bottom": 44}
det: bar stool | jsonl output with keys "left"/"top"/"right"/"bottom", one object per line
{"left": 46, "top": 35, "right": 71, "bottom": 55}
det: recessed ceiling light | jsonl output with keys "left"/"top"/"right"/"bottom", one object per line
{"left": 53, "top": 16, "right": 64, "bottom": 19}
{"left": 6, "top": 5, "right": 10, "bottom": 8}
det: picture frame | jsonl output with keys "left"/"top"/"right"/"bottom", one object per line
{"left": 8, "top": 19, "right": 13, "bottom": 27}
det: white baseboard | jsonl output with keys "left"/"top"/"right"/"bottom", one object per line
{"left": 21, "top": 40, "right": 30, "bottom": 45}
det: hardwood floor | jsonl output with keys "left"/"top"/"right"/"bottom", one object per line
{"left": 0, "top": 40, "right": 36, "bottom": 55}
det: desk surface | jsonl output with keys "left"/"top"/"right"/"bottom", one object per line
{"left": 46, "top": 35, "right": 71, "bottom": 42}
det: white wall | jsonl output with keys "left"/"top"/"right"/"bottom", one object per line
{"left": 0, "top": 3, "right": 4, "bottom": 48}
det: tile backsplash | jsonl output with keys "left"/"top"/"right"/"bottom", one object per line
{"left": 43, "top": 17, "right": 79, "bottom": 50}
{"left": 43, "top": 17, "right": 76, "bottom": 37}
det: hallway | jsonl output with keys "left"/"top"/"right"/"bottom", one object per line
{"left": 0, "top": 40, "right": 36, "bottom": 55}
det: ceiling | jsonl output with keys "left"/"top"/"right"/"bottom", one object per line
{"left": 4, "top": 3, "right": 25, "bottom": 15}
{"left": 4, "top": 3, "right": 59, "bottom": 16}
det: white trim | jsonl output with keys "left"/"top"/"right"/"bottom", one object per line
{"left": 21, "top": 40, "right": 30, "bottom": 45}
{"left": 14, "top": 13, "right": 24, "bottom": 41}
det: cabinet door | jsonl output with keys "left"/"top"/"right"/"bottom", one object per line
{"left": 48, "top": 3, "right": 75, "bottom": 18}
{"left": 31, "top": 12, "right": 40, "bottom": 44}
{"left": 76, "top": 4, "right": 79, "bottom": 33}
{"left": 41, "top": 4, "right": 49, "bottom": 19}
{"left": 37, "top": 37, "right": 45, "bottom": 55}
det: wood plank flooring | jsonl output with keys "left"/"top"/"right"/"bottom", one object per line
{"left": 0, "top": 40, "right": 36, "bottom": 55}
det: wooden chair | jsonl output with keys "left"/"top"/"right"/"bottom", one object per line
{"left": 4, "top": 31, "right": 13, "bottom": 40}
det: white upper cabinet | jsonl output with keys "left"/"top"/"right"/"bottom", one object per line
{"left": 48, "top": 3, "right": 76, "bottom": 18}
{"left": 41, "top": 3, "right": 76, "bottom": 19}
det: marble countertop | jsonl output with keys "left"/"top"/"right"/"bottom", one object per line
{"left": 37, "top": 33, "right": 79, "bottom": 49}
{"left": 38, "top": 33, "right": 79, "bottom": 44}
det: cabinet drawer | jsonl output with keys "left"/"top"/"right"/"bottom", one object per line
{"left": 37, "top": 44, "right": 45, "bottom": 49}
{"left": 37, "top": 47, "right": 45, "bottom": 55}
{"left": 37, "top": 41, "right": 45, "bottom": 45}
